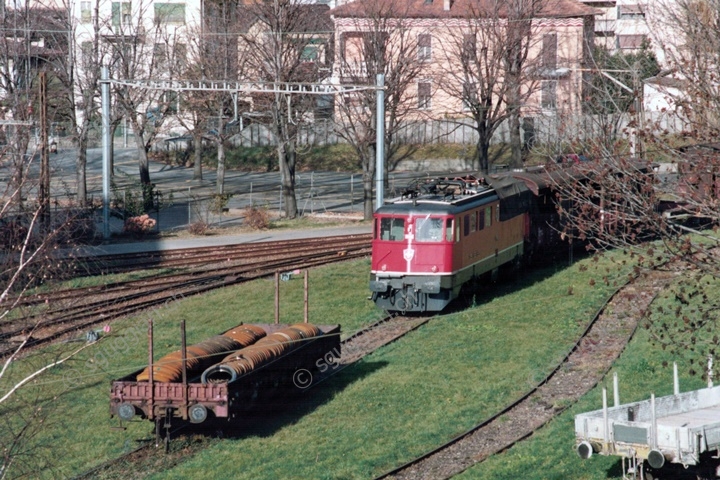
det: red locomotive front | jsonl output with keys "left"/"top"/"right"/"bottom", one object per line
{"left": 370, "top": 175, "right": 532, "bottom": 312}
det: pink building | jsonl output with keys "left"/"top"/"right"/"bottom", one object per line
{"left": 330, "top": 0, "right": 599, "bottom": 119}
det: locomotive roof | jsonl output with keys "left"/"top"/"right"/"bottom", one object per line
{"left": 377, "top": 192, "right": 498, "bottom": 215}
{"left": 377, "top": 173, "right": 533, "bottom": 219}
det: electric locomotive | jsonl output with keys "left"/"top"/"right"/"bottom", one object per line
{"left": 370, "top": 174, "right": 537, "bottom": 312}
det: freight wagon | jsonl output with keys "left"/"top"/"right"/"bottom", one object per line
{"left": 575, "top": 380, "right": 720, "bottom": 479}
{"left": 110, "top": 322, "right": 340, "bottom": 444}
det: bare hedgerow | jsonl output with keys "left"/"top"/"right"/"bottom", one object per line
{"left": 243, "top": 205, "right": 270, "bottom": 230}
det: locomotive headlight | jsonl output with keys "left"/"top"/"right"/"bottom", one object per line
{"left": 431, "top": 265, "right": 438, "bottom": 273}
{"left": 381, "top": 264, "right": 387, "bottom": 271}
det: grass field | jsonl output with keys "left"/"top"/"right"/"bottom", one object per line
{"left": 1, "top": 251, "right": 697, "bottom": 479}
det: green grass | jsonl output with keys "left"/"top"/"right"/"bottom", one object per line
{"left": 145, "top": 253, "right": 632, "bottom": 480}
{"left": 0, "top": 251, "right": 653, "bottom": 480}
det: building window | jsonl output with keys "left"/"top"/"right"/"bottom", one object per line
{"left": 418, "top": 81, "right": 431, "bottom": 110}
{"left": 418, "top": 33, "right": 431, "bottom": 62}
{"left": 618, "top": 4, "right": 645, "bottom": 18}
{"left": 154, "top": 3, "right": 185, "bottom": 26}
{"left": 111, "top": 1, "right": 131, "bottom": 27}
{"left": 153, "top": 43, "right": 167, "bottom": 69}
{"left": 462, "top": 33, "right": 476, "bottom": 62}
{"left": 80, "top": 1, "right": 92, "bottom": 23}
{"left": 617, "top": 34, "right": 648, "bottom": 50}
{"left": 161, "top": 91, "right": 179, "bottom": 114}
{"left": 80, "top": 41, "right": 93, "bottom": 69}
{"left": 541, "top": 80, "right": 557, "bottom": 109}
{"left": 463, "top": 82, "right": 477, "bottom": 110}
{"left": 542, "top": 33, "right": 557, "bottom": 70}
{"left": 174, "top": 43, "right": 187, "bottom": 67}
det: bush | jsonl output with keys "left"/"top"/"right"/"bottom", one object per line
{"left": 187, "top": 221, "right": 209, "bottom": 235}
{"left": 243, "top": 205, "right": 270, "bottom": 230}
{"left": 123, "top": 214, "right": 156, "bottom": 236}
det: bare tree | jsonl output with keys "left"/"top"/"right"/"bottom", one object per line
{"left": 179, "top": 0, "right": 244, "bottom": 192}
{"left": 103, "top": 0, "right": 187, "bottom": 205}
{"left": 238, "top": 0, "right": 331, "bottom": 218}
{"left": 437, "top": 2, "right": 536, "bottom": 173}
{"left": 332, "top": 0, "right": 425, "bottom": 219}
{"left": 547, "top": 0, "right": 720, "bottom": 374}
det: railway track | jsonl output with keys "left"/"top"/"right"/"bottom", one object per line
{"left": 69, "top": 234, "right": 372, "bottom": 276}
{"left": 0, "top": 235, "right": 371, "bottom": 358}
{"left": 376, "top": 267, "right": 677, "bottom": 480}
{"left": 72, "top": 313, "right": 432, "bottom": 480}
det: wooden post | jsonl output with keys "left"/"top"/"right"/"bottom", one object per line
{"left": 304, "top": 270, "right": 309, "bottom": 323}
{"left": 275, "top": 271, "right": 280, "bottom": 324}
{"left": 148, "top": 319, "right": 154, "bottom": 420}
{"left": 181, "top": 320, "right": 188, "bottom": 419}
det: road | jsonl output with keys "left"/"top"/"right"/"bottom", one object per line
{"left": 39, "top": 146, "right": 466, "bottom": 234}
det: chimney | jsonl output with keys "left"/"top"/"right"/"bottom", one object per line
{"left": 444, "top": 0, "right": 451, "bottom": 11}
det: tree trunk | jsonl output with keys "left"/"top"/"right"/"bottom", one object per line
{"left": 476, "top": 136, "right": 490, "bottom": 175}
{"left": 193, "top": 133, "right": 202, "bottom": 180}
{"left": 509, "top": 109, "right": 522, "bottom": 169}
{"left": 130, "top": 123, "right": 151, "bottom": 185}
{"left": 216, "top": 140, "right": 225, "bottom": 195}
{"left": 77, "top": 135, "right": 88, "bottom": 206}
{"left": 278, "top": 141, "right": 298, "bottom": 218}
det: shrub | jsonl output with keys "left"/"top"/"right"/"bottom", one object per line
{"left": 123, "top": 214, "right": 156, "bottom": 235}
{"left": 244, "top": 205, "right": 270, "bottom": 230}
{"left": 187, "top": 221, "right": 209, "bottom": 235}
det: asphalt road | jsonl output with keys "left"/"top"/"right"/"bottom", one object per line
{"left": 40, "top": 146, "right": 466, "bottom": 235}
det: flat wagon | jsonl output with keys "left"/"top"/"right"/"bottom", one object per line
{"left": 575, "top": 381, "right": 720, "bottom": 479}
{"left": 110, "top": 322, "right": 340, "bottom": 444}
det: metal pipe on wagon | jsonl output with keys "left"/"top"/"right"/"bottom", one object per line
{"left": 674, "top": 362, "right": 679, "bottom": 395}
{"left": 613, "top": 372, "right": 619, "bottom": 407}
{"left": 304, "top": 270, "right": 309, "bottom": 323}
{"left": 275, "top": 271, "right": 280, "bottom": 324}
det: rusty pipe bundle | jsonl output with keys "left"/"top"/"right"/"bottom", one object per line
{"left": 136, "top": 324, "right": 266, "bottom": 383}
{"left": 201, "top": 323, "right": 322, "bottom": 384}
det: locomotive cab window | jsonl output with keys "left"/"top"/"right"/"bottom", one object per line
{"left": 380, "top": 217, "right": 405, "bottom": 241}
{"left": 416, "top": 217, "right": 443, "bottom": 242}
{"left": 445, "top": 218, "right": 453, "bottom": 242}
{"left": 485, "top": 207, "right": 492, "bottom": 227}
